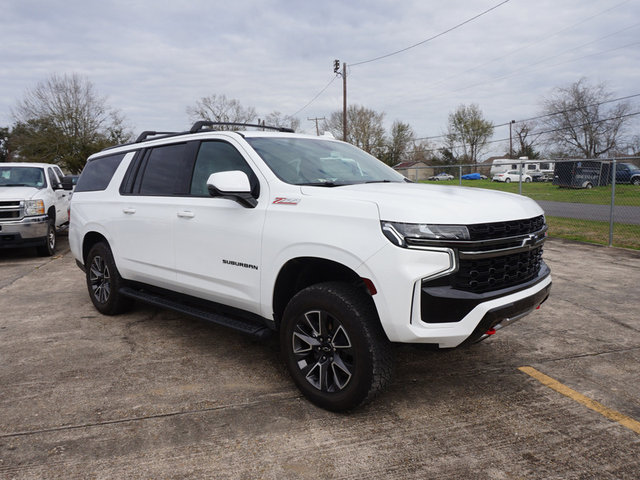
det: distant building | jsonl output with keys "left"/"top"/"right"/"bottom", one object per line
{"left": 393, "top": 161, "right": 434, "bottom": 181}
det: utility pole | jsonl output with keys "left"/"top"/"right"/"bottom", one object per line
{"left": 509, "top": 120, "right": 515, "bottom": 158}
{"left": 334, "top": 59, "right": 347, "bottom": 141}
{"left": 307, "top": 117, "right": 325, "bottom": 136}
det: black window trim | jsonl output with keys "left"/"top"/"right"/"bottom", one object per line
{"left": 188, "top": 139, "right": 261, "bottom": 199}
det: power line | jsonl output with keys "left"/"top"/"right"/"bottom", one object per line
{"left": 348, "top": 0, "right": 511, "bottom": 67}
{"left": 414, "top": 0, "right": 634, "bottom": 94}
{"left": 289, "top": 75, "right": 338, "bottom": 118}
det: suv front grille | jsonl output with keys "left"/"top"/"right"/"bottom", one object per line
{"left": 467, "top": 215, "right": 545, "bottom": 240}
{"left": 452, "top": 246, "right": 544, "bottom": 293}
{"left": 0, "top": 201, "right": 22, "bottom": 220}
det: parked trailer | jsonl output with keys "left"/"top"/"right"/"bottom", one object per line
{"left": 552, "top": 161, "right": 611, "bottom": 189}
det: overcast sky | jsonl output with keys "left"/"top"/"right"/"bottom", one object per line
{"left": 1, "top": 0, "right": 638, "bottom": 157}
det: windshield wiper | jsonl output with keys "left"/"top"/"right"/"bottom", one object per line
{"left": 299, "top": 181, "right": 345, "bottom": 187}
{"left": 2, "top": 183, "right": 31, "bottom": 187}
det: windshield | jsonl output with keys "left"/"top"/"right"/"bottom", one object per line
{"left": 0, "top": 167, "right": 46, "bottom": 188}
{"left": 245, "top": 137, "right": 406, "bottom": 186}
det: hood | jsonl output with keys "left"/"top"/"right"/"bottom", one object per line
{"left": 300, "top": 182, "right": 544, "bottom": 224}
{"left": 0, "top": 186, "right": 41, "bottom": 200}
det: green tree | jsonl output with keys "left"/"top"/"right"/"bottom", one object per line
{"left": 445, "top": 104, "right": 494, "bottom": 168}
{"left": 0, "top": 127, "right": 10, "bottom": 162}
{"left": 12, "top": 73, "right": 131, "bottom": 173}
{"left": 380, "top": 121, "right": 415, "bottom": 166}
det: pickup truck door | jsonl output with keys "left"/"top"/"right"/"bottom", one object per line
{"left": 173, "top": 140, "right": 266, "bottom": 314}
{"left": 47, "top": 167, "right": 70, "bottom": 225}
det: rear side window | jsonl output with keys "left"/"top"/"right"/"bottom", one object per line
{"left": 76, "top": 153, "right": 126, "bottom": 192}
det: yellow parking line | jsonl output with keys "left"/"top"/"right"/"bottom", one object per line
{"left": 518, "top": 366, "right": 640, "bottom": 435}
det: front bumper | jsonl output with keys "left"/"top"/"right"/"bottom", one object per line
{"left": 0, "top": 215, "right": 49, "bottom": 248}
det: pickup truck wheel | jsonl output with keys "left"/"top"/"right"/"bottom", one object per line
{"left": 280, "top": 282, "right": 393, "bottom": 411}
{"left": 86, "top": 242, "right": 133, "bottom": 315}
{"left": 36, "top": 220, "right": 56, "bottom": 256}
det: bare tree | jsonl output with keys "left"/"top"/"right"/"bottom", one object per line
{"left": 186, "top": 94, "right": 257, "bottom": 128}
{"left": 541, "top": 78, "right": 632, "bottom": 158}
{"left": 445, "top": 103, "right": 493, "bottom": 168}
{"left": 12, "top": 73, "right": 130, "bottom": 173}
{"left": 264, "top": 111, "right": 300, "bottom": 131}
{"left": 323, "top": 105, "right": 386, "bottom": 157}
{"left": 513, "top": 121, "right": 541, "bottom": 159}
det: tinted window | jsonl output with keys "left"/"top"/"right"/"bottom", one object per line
{"left": 76, "top": 154, "right": 126, "bottom": 192}
{"left": 190, "top": 141, "right": 258, "bottom": 196}
{"left": 139, "top": 143, "right": 189, "bottom": 195}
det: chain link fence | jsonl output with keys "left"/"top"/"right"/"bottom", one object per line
{"left": 395, "top": 157, "right": 640, "bottom": 250}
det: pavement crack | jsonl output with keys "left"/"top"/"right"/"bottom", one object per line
{"left": 0, "top": 390, "right": 300, "bottom": 440}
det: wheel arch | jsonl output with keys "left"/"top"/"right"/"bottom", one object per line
{"left": 272, "top": 257, "right": 376, "bottom": 329}
{"left": 82, "top": 231, "right": 110, "bottom": 265}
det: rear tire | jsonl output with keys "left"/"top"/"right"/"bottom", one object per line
{"left": 280, "top": 282, "right": 393, "bottom": 411}
{"left": 632, "top": 177, "right": 640, "bottom": 186}
{"left": 85, "top": 242, "right": 133, "bottom": 315}
{"left": 505, "top": 178, "right": 511, "bottom": 183}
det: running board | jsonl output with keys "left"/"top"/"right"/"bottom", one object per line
{"left": 119, "top": 286, "right": 272, "bottom": 339}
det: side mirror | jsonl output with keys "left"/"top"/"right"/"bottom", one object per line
{"left": 61, "top": 176, "right": 75, "bottom": 191}
{"left": 207, "top": 171, "right": 257, "bottom": 208}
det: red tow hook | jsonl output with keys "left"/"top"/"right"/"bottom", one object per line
{"left": 485, "top": 328, "right": 496, "bottom": 336}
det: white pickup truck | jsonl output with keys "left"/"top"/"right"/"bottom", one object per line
{"left": 0, "top": 162, "right": 73, "bottom": 256}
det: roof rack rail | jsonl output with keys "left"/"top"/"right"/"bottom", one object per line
{"left": 189, "top": 121, "right": 295, "bottom": 134}
{"left": 135, "top": 131, "right": 180, "bottom": 143}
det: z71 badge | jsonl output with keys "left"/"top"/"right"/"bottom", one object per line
{"left": 272, "top": 197, "right": 301, "bottom": 205}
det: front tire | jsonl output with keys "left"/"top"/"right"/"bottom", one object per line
{"left": 85, "top": 242, "right": 133, "bottom": 315}
{"left": 280, "top": 282, "right": 393, "bottom": 411}
{"left": 36, "top": 220, "right": 56, "bottom": 257}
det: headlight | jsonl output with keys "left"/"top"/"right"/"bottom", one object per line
{"left": 381, "top": 221, "right": 470, "bottom": 247}
{"left": 24, "top": 199, "right": 45, "bottom": 216}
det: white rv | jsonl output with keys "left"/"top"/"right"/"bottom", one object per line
{"left": 490, "top": 158, "right": 555, "bottom": 181}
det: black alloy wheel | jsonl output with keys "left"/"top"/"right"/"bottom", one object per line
{"left": 291, "top": 309, "right": 355, "bottom": 392}
{"left": 85, "top": 242, "right": 133, "bottom": 315}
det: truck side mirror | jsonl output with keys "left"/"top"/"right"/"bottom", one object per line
{"left": 207, "top": 171, "right": 257, "bottom": 208}
{"left": 61, "top": 176, "right": 75, "bottom": 191}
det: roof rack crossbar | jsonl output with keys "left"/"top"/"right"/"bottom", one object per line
{"left": 135, "top": 131, "right": 180, "bottom": 143}
{"left": 189, "top": 121, "right": 295, "bottom": 134}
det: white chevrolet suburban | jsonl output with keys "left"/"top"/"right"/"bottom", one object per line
{"left": 69, "top": 122, "right": 551, "bottom": 411}
{"left": 1, "top": 162, "right": 72, "bottom": 256}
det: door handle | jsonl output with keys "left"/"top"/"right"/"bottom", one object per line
{"left": 177, "top": 210, "right": 195, "bottom": 218}
{"left": 123, "top": 207, "right": 136, "bottom": 214}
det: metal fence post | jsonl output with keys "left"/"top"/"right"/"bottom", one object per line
{"left": 518, "top": 161, "right": 523, "bottom": 195}
{"left": 609, "top": 159, "right": 616, "bottom": 247}
{"left": 459, "top": 165, "right": 462, "bottom": 186}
